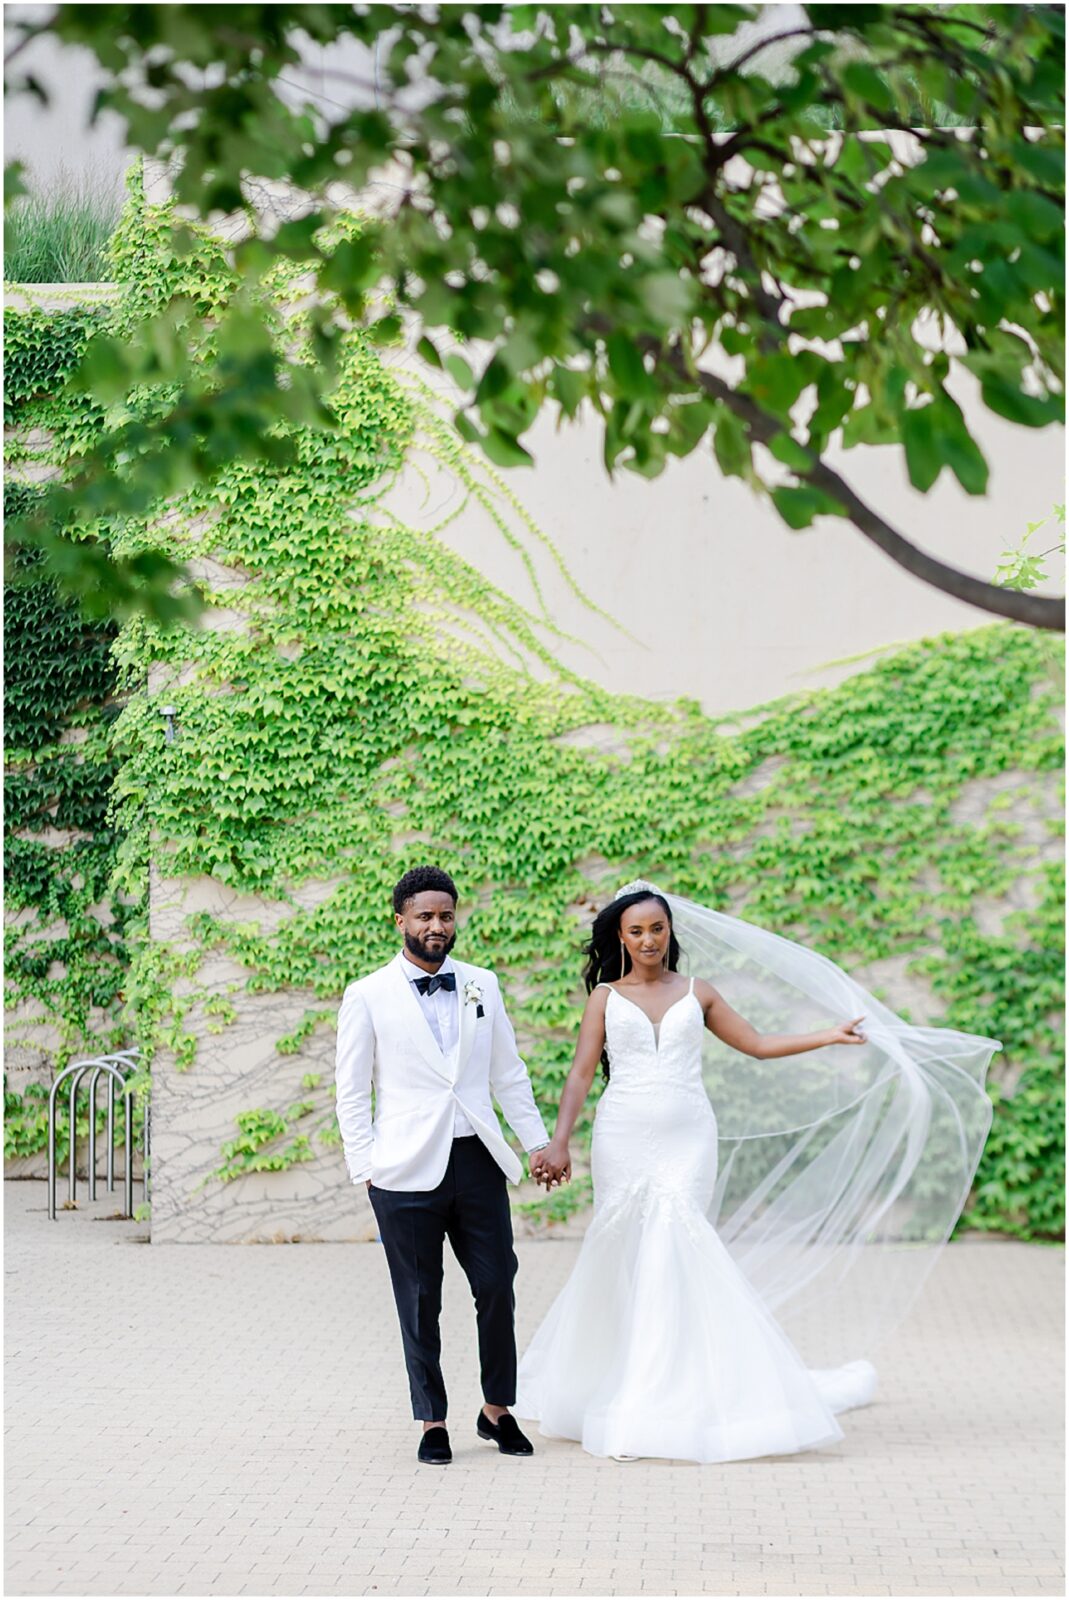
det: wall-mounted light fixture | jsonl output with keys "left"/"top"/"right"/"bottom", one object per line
{"left": 159, "top": 706, "right": 178, "bottom": 744}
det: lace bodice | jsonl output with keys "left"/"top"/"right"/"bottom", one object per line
{"left": 600, "top": 980, "right": 707, "bottom": 1092}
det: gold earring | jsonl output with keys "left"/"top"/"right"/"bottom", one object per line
{"left": 619, "top": 939, "right": 627, "bottom": 979}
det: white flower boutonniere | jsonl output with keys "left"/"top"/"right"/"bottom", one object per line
{"left": 463, "top": 980, "right": 485, "bottom": 1017}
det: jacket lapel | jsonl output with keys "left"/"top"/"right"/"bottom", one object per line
{"left": 391, "top": 955, "right": 454, "bottom": 1083}
{"left": 453, "top": 961, "right": 478, "bottom": 1079}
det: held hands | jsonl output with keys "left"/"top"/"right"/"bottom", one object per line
{"left": 530, "top": 1139, "right": 571, "bottom": 1190}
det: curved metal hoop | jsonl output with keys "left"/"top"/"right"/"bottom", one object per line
{"left": 47, "top": 1051, "right": 144, "bottom": 1221}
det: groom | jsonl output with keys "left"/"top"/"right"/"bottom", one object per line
{"left": 335, "top": 865, "right": 553, "bottom": 1465}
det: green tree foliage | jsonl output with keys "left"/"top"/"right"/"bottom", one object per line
{"left": 3, "top": 478, "right": 132, "bottom": 1124}
{"left": 3, "top": 279, "right": 197, "bottom": 623}
{"left": 4, "top": 4, "right": 1065, "bottom": 627}
{"left": 995, "top": 504, "right": 1066, "bottom": 593}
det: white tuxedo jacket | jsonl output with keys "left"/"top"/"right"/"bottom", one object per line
{"left": 335, "top": 952, "right": 550, "bottom": 1190}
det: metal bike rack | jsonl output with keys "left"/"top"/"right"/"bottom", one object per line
{"left": 47, "top": 1050, "right": 146, "bottom": 1221}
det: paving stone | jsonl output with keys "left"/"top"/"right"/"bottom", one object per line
{"left": 3, "top": 1179, "right": 1063, "bottom": 1598}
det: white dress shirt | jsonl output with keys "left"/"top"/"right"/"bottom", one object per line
{"left": 400, "top": 951, "right": 475, "bottom": 1137}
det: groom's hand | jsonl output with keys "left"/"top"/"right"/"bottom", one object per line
{"left": 529, "top": 1150, "right": 559, "bottom": 1190}
{"left": 528, "top": 1148, "right": 550, "bottom": 1185}
{"left": 534, "top": 1140, "right": 571, "bottom": 1189}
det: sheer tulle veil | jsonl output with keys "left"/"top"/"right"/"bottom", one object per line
{"left": 620, "top": 882, "right": 999, "bottom": 1367}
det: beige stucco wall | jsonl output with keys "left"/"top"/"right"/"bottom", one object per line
{"left": 384, "top": 356, "right": 1063, "bottom": 717}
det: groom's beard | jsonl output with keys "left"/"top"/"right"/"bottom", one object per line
{"left": 404, "top": 928, "right": 456, "bottom": 966}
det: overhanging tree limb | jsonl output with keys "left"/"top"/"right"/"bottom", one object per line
{"left": 691, "top": 361, "right": 1065, "bottom": 630}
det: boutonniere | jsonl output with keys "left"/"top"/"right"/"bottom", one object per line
{"left": 463, "top": 980, "right": 485, "bottom": 1018}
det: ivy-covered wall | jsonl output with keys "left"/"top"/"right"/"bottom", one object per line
{"left": 5, "top": 181, "right": 1064, "bottom": 1241}
{"left": 3, "top": 293, "right": 134, "bottom": 1168}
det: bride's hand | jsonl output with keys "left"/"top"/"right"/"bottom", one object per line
{"left": 538, "top": 1139, "right": 571, "bottom": 1188}
{"left": 829, "top": 1016, "right": 867, "bottom": 1046}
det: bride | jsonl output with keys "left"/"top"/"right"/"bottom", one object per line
{"left": 515, "top": 881, "right": 998, "bottom": 1465}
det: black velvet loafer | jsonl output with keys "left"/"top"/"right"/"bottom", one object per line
{"left": 417, "top": 1425, "right": 452, "bottom": 1465}
{"left": 476, "top": 1411, "right": 534, "bottom": 1455}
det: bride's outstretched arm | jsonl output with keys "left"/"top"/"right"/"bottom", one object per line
{"left": 694, "top": 979, "right": 866, "bottom": 1059}
{"left": 537, "top": 988, "right": 610, "bottom": 1186}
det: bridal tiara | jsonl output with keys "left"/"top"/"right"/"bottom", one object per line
{"left": 612, "top": 878, "right": 663, "bottom": 903}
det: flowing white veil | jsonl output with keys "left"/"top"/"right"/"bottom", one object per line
{"left": 652, "top": 888, "right": 999, "bottom": 1367}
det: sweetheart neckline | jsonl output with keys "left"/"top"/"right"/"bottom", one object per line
{"left": 606, "top": 986, "right": 701, "bottom": 1044}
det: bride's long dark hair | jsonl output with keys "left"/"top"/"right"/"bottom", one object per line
{"left": 583, "top": 889, "right": 683, "bottom": 1080}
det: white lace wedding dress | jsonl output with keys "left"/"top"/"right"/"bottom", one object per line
{"left": 515, "top": 978, "right": 877, "bottom": 1464}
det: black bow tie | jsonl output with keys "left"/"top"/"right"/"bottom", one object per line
{"left": 414, "top": 972, "right": 456, "bottom": 996}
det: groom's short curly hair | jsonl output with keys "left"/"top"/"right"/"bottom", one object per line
{"left": 392, "top": 865, "right": 459, "bottom": 914}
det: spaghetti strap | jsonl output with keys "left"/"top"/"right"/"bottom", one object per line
{"left": 595, "top": 981, "right": 614, "bottom": 991}
{"left": 689, "top": 976, "right": 696, "bottom": 995}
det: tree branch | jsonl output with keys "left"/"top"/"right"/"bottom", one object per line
{"left": 579, "top": 305, "right": 1061, "bottom": 628}
{"left": 913, "top": 10, "right": 999, "bottom": 42}
{"left": 704, "top": 26, "right": 816, "bottom": 87}
{"left": 692, "top": 362, "right": 1065, "bottom": 630}
{"left": 688, "top": 81, "right": 786, "bottom": 350}
{"left": 685, "top": 5, "right": 709, "bottom": 68}
{"left": 586, "top": 37, "right": 693, "bottom": 80}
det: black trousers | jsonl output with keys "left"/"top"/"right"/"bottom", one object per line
{"left": 368, "top": 1136, "right": 519, "bottom": 1421}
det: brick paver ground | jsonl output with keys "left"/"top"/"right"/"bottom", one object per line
{"left": 4, "top": 1180, "right": 1064, "bottom": 1598}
